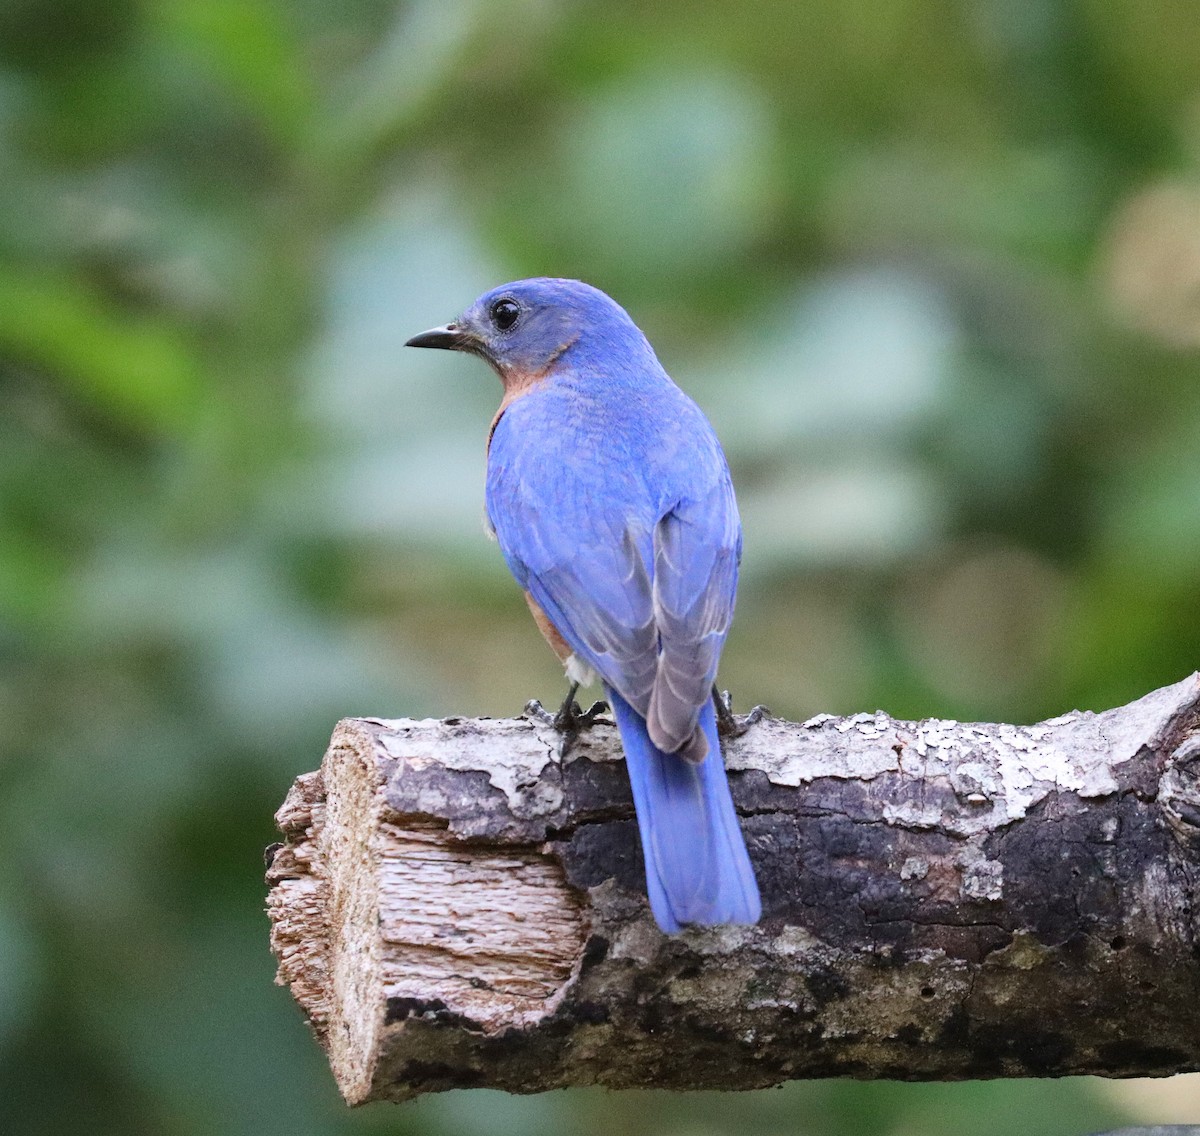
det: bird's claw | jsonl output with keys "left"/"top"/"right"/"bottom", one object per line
{"left": 714, "top": 687, "right": 769, "bottom": 739}
{"left": 526, "top": 693, "right": 610, "bottom": 757}
{"left": 524, "top": 698, "right": 556, "bottom": 727}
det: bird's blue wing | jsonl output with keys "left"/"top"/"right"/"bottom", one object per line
{"left": 486, "top": 425, "right": 659, "bottom": 712}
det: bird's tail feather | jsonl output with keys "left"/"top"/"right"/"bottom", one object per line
{"left": 607, "top": 688, "right": 761, "bottom": 933}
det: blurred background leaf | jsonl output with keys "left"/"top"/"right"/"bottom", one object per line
{"left": 2, "top": 0, "right": 1198, "bottom": 1132}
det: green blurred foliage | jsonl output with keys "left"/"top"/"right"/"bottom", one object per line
{"left": 2, "top": 0, "right": 1198, "bottom": 1131}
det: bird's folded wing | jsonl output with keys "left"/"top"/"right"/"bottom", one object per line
{"left": 490, "top": 465, "right": 740, "bottom": 753}
{"left": 490, "top": 489, "right": 660, "bottom": 715}
{"left": 647, "top": 476, "right": 741, "bottom": 755}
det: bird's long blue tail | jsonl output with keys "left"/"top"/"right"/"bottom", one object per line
{"left": 607, "top": 688, "right": 761, "bottom": 933}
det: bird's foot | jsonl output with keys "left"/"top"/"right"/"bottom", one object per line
{"left": 526, "top": 684, "right": 610, "bottom": 757}
{"left": 713, "top": 686, "right": 769, "bottom": 739}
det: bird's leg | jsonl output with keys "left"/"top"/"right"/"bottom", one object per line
{"left": 713, "top": 685, "right": 769, "bottom": 739}
{"left": 526, "top": 682, "right": 610, "bottom": 757}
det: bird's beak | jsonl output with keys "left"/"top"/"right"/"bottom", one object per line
{"left": 405, "top": 322, "right": 474, "bottom": 351}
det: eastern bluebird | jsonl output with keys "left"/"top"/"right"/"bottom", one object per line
{"left": 407, "top": 278, "right": 761, "bottom": 933}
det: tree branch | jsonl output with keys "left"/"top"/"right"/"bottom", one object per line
{"left": 266, "top": 674, "right": 1200, "bottom": 1104}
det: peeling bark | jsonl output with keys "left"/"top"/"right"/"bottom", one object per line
{"left": 266, "top": 674, "right": 1200, "bottom": 1104}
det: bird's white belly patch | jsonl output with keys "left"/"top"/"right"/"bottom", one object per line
{"left": 565, "top": 654, "right": 598, "bottom": 688}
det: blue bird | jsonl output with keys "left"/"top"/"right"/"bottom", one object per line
{"left": 406, "top": 278, "right": 761, "bottom": 933}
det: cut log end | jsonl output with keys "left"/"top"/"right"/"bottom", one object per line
{"left": 266, "top": 721, "right": 589, "bottom": 1104}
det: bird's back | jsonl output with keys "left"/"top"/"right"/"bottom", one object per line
{"left": 488, "top": 358, "right": 730, "bottom": 525}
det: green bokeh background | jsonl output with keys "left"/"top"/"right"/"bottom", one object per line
{"left": 3, "top": 1, "right": 1199, "bottom": 1133}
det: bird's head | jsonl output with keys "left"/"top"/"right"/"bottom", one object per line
{"left": 406, "top": 277, "right": 649, "bottom": 381}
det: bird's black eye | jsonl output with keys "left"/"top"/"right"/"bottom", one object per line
{"left": 490, "top": 298, "right": 521, "bottom": 331}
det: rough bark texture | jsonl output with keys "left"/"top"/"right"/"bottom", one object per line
{"left": 266, "top": 674, "right": 1200, "bottom": 1104}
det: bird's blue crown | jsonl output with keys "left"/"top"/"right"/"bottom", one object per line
{"left": 459, "top": 277, "right": 656, "bottom": 377}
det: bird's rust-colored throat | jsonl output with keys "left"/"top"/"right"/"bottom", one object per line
{"left": 486, "top": 334, "right": 579, "bottom": 451}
